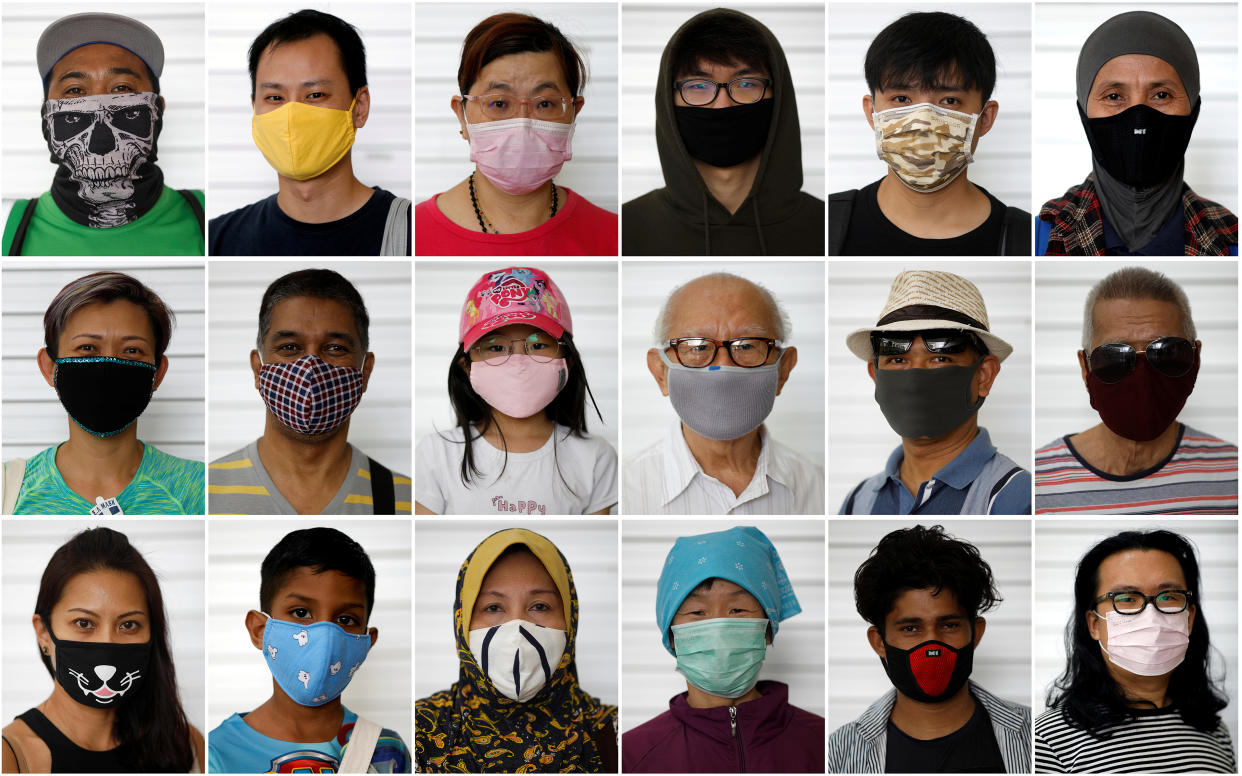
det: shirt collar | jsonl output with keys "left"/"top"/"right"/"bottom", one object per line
{"left": 874, "top": 427, "right": 998, "bottom": 492}
{"left": 661, "top": 421, "right": 776, "bottom": 505}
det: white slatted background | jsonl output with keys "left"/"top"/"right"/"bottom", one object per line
{"left": 413, "top": 2, "right": 619, "bottom": 215}
{"left": 827, "top": 3, "right": 1031, "bottom": 209}
{"left": 1, "top": 3, "right": 207, "bottom": 227}
{"left": 620, "top": 518, "right": 825, "bottom": 733}
{"left": 1033, "top": 260, "right": 1238, "bottom": 450}
{"left": 1033, "top": 2, "right": 1238, "bottom": 215}
{"left": 827, "top": 519, "right": 1032, "bottom": 729}
{"left": 1033, "top": 519, "right": 1237, "bottom": 755}
{"left": 1, "top": 519, "right": 206, "bottom": 739}
{"left": 621, "top": 2, "right": 825, "bottom": 204}
{"left": 207, "top": 260, "right": 412, "bottom": 475}
{"left": 206, "top": 2, "right": 412, "bottom": 219}
{"left": 828, "top": 261, "right": 1032, "bottom": 513}
{"left": 620, "top": 260, "right": 826, "bottom": 488}
{"left": 1, "top": 261, "right": 206, "bottom": 464}
{"left": 413, "top": 520, "right": 619, "bottom": 711}
{"left": 414, "top": 261, "right": 620, "bottom": 460}
{"left": 207, "top": 519, "right": 412, "bottom": 746}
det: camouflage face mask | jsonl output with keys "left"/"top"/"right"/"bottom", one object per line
{"left": 873, "top": 102, "right": 979, "bottom": 193}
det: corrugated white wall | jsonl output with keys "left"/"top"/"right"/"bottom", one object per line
{"left": 827, "top": 519, "right": 1032, "bottom": 729}
{"left": 2, "top": 519, "right": 206, "bottom": 738}
{"left": 621, "top": 260, "right": 826, "bottom": 479}
{"left": 414, "top": 261, "right": 620, "bottom": 459}
{"left": 828, "top": 3, "right": 1032, "bottom": 209}
{"left": 206, "top": 2, "right": 412, "bottom": 219}
{"left": 207, "top": 260, "right": 412, "bottom": 475}
{"left": 1033, "top": 519, "right": 1237, "bottom": 754}
{"left": 1, "top": 3, "right": 207, "bottom": 226}
{"left": 1033, "top": 2, "right": 1238, "bottom": 214}
{"left": 207, "top": 519, "right": 412, "bottom": 745}
{"left": 828, "top": 261, "right": 1032, "bottom": 513}
{"left": 621, "top": 2, "right": 825, "bottom": 204}
{"left": 1032, "top": 260, "right": 1238, "bottom": 449}
{"left": 620, "top": 518, "right": 825, "bottom": 733}
{"left": 413, "top": 519, "right": 619, "bottom": 710}
{"left": 413, "top": 2, "right": 619, "bottom": 214}
{"left": 1, "top": 261, "right": 206, "bottom": 464}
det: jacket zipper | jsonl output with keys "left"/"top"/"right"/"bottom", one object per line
{"left": 729, "top": 705, "right": 745, "bottom": 772}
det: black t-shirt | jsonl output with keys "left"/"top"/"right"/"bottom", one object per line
{"left": 209, "top": 187, "right": 407, "bottom": 255}
{"left": 884, "top": 697, "right": 1006, "bottom": 773}
{"left": 840, "top": 178, "right": 1007, "bottom": 255}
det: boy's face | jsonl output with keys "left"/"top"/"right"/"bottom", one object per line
{"left": 247, "top": 567, "right": 378, "bottom": 650}
{"left": 862, "top": 66, "right": 998, "bottom": 154}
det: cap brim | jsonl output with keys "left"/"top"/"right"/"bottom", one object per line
{"left": 462, "top": 313, "right": 566, "bottom": 349}
{"left": 846, "top": 319, "right": 1013, "bottom": 363}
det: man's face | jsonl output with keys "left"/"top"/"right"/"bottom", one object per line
{"left": 1085, "top": 54, "right": 1192, "bottom": 119}
{"left": 673, "top": 58, "right": 772, "bottom": 108}
{"left": 46, "top": 43, "right": 154, "bottom": 99}
{"left": 866, "top": 334, "right": 999, "bottom": 404}
{"left": 259, "top": 296, "right": 365, "bottom": 369}
{"left": 863, "top": 66, "right": 997, "bottom": 154}
{"left": 1086, "top": 548, "right": 1195, "bottom": 672}
{"left": 1080, "top": 297, "right": 1192, "bottom": 380}
{"left": 253, "top": 33, "right": 355, "bottom": 114}
{"left": 869, "top": 587, "right": 982, "bottom": 655}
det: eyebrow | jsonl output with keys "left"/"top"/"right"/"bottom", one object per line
{"left": 686, "top": 67, "right": 766, "bottom": 80}
{"left": 260, "top": 78, "right": 333, "bottom": 90}
{"left": 892, "top": 614, "right": 964, "bottom": 625}
{"left": 57, "top": 66, "right": 144, "bottom": 84}
{"left": 1107, "top": 582, "right": 1184, "bottom": 592}
{"left": 478, "top": 588, "right": 560, "bottom": 599}
{"left": 885, "top": 81, "right": 966, "bottom": 92}
{"left": 66, "top": 607, "right": 146, "bottom": 617}
{"left": 272, "top": 329, "right": 357, "bottom": 344}
{"left": 71, "top": 333, "right": 152, "bottom": 344}
{"left": 282, "top": 593, "right": 366, "bottom": 609}
{"left": 1095, "top": 79, "right": 1179, "bottom": 92}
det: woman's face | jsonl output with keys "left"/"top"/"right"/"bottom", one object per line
{"left": 470, "top": 550, "right": 566, "bottom": 631}
{"left": 1086, "top": 548, "right": 1196, "bottom": 663}
{"left": 454, "top": 51, "right": 583, "bottom": 135}
{"left": 57, "top": 300, "right": 158, "bottom": 364}
{"left": 39, "top": 569, "right": 150, "bottom": 664}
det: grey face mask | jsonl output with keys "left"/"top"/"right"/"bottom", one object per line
{"left": 659, "top": 348, "right": 783, "bottom": 441}
{"left": 873, "top": 361, "right": 985, "bottom": 440}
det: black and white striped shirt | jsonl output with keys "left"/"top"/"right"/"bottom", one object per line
{"left": 1034, "top": 705, "right": 1237, "bottom": 773}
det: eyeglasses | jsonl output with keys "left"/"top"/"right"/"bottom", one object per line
{"left": 1087, "top": 337, "right": 1198, "bottom": 384}
{"left": 1094, "top": 589, "right": 1193, "bottom": 616}
{"left": 459, "top": 93, "right": 574, "bottom": 121}
{"left": 665, "top": 337, "right": 779, "bottom": 368}
{"left": 870, "top": 329, "right": 985, "bottom": 358}
{"left": 468, "top": 333, "right": 564, "bottom": 364}
{"left": 674, "top": 77, "right": 771, "bottom": 106}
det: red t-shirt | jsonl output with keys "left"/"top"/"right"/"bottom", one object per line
{"left": 415, "top": 187, "right": 617, "bottom": 256}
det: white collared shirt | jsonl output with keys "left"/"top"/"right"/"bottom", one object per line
{"left": 623, "top": 422, "right": 824, "bottom": 515}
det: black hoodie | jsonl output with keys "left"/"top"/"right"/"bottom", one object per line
{"left": 622, "top": 8, "right": 825, "bottom": 256}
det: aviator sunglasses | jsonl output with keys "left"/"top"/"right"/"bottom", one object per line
{"left": 870, "top": 329, "right": 985, "bottom": 357}
{"left": 1086, "top": 336, "right": 1198, "bottom": 384}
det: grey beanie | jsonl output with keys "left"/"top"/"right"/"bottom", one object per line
{"left": 1075, "top": 11, "right": 1199, "bottom": 107}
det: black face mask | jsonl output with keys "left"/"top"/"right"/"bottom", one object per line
{"left": 881, "top": 637, "right": 975, "bottom": 704}
{"left": 872, "top": 360, "right": 986, "bottom": 440}
{"left": 47, "top": 627, "right": 151, "bottom": 708}
{"left": 674, "top": 100, "right": 773, "bottom": 168}
{"left": 54, "top": 357, "right": 157, "bottom": 437}
{"left": 1079, "top": 100, "right": 1199, "bottom": 188}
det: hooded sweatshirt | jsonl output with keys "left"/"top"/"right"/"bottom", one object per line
{"left": 622, "top": 8, "right": 824, "bottom": 256}
{"left": 414, "top": 528, "right": 617, "bottom": 773}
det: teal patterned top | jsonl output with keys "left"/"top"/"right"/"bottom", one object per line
{"left": 13, "top": 443, "right": 204, "bottom": 515}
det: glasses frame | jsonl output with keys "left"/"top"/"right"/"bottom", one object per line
{"left": 673, "top": 76, "right": 772, "bottom": 106}
{"left": 1086, "top": 337, "right": 1199, "bottom": 385}
{"left": 1093, "top": 589, "right": 1194, "bottom": 616}
{"left": 664, "top": 337, "right": 781, "bottom": 368}
{"left": 468, "top": 336, "right": 565, "bottom": 365}
{"left": 459, "top": 93, "right": 574, "bottom": 121}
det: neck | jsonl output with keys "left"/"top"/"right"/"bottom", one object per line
{"left": 480, "top": 411, "right": 555, "bottom": 453}
{"left": 256, "top": 681, "right": 346, "bottom": 742}
{"left": 275, "top": 154, "right": 371, "bottom": 224}
{"left": 1070, "top": 422, "right": 1180, "bottom": 476}
{"left": 39, "top": 685, "right": 119, "bottom": 751}
{"left": 876, "top": 170, "right": 989, "bottom": 237}
{"left": 1107, "top": 662, "right": 1174, "bottom": 709}
{"left": 693, "top": 156, "right": 759, "bottom": 215}
{"left": 258, "top": 416, "right": 352, "bottom": 473}
{"left": 684, "top": 682, "right": 763, "bottom": 709}
{"left": 888, "top": 683, "right": 976, "bottom": 740}
{"left": 681, "top": 423, "right": 761, "bottom": 486}
{"left": 56, "top": 426, "right": 144, "bottom": 489}
{"left": 471, "top": 171, "right": 556, "bottom": 233}
{"left": 898, "top": 421, "right": 979, "bottom": 496}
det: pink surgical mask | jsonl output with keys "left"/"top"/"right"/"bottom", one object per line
{"left": 470, "top": 355, "right": 568, "bottom": 418}
{"left": 1094, "top": 606, "right": 1191, "bottom": 676}
{"left": 467, "top": 118, "right": 574, "bottom": 195}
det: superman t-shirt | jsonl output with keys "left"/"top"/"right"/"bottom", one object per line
{"left": 208, "top": 707, "right": 410, "bottom": 773}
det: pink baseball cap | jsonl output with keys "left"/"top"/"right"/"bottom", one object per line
{"left": 459, "top": 267, "right": 573, "bottom": 348}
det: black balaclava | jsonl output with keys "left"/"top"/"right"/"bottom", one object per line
{"left": 1075, "top": 11, "right": 1200, "bottom": 252}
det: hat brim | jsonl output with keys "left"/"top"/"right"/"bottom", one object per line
{"left": 462, "top": 312, "right": 566, "bottom": 349}
{"left": 846, "top": 319, "right": 1013, "bottom": 363}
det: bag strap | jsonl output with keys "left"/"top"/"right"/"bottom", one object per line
{"left": 3, "top": 458, "right": 28, "bottom": 515}
{"left": 367, "top": 458, "right": 395, "bottom": 515}
{"left": 828, "top": 189, "right": 857, "bottom": 256}
{"left": 178, "top": 189, "right": 206, "bottom": 233}
{"left": 8, "top": 199, "right": 37, "bottom": 256}
{"left": 339, "top": 716, "right": 382, "bottom": 774}
{"left": 379, "top": 197, "right": 411, "bottom": 256}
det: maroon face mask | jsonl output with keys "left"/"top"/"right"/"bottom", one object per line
{"left": 1086, "top": 354, "right": 1199, "bottom": 441}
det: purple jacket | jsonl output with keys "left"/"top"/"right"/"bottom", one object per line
{"left": 622, "top": 681, "right": 824, "bottom": 773}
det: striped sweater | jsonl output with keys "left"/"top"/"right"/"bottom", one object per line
{"left": 1034, "top": 705, "right": 1236, "bottom": 773}
{"left": 1034, "top": 425, "right": 1238, "bottom": 515}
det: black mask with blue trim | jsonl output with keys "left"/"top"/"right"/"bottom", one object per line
{"left": 53, "top": 357, "right": 157, "bottom": 436}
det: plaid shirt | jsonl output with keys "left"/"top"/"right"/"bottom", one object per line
{"left": 1039, "top": 174, "right": 1238, "bottom": 256}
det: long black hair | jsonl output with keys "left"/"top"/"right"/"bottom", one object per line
{"left": 1047, "top": 530, "right": 1227, "bottom": 737}
{"left": 447, "top": 333, "right": 601, "bottom": 489}
{"left": 35, "top": 527, "right": 192, "bottom": 772}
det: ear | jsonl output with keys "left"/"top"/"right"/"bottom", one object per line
{"left": 972, "top": 617, "right": 987, "bottom": 647}
{"left": 775, "top": 346, "right": 797, "bottom": 395}
{"left": 457, "top": 354, "right": 471, "bottom": 377}
{"left": 351, "top": 86, "right": 371, "bottom": 129}
{"left": 452, "top": 96, "right": 469, "bottom": 140}
{"left": 250, "top": 349, "right": 263, "bottom": 390}
{"left": 866, "top": 625, "right": 886, "bottom": 659}
{"left": 360, "top": 352, "right": 375, "bottom": 392}
{"left": 33, "top": 613, "right": 53, "bottom": 666}
{"left": 974, "top": 100, "right": 999, "bottom": 145}
{"left": 38, "top": 348, "right": 56, "bottom": 389}
{"left": 863, "top": 94, "right": 875, "bottom": 129}
{"left": 157, "top": 95, "right": 167, "bottom": 114}
{"left": 867, "top": 359, "right": 876, "bottom": 384}
{"left": 246, "top": 610, "right": 267, "bottom": 650}
{"left": 1188, "top": 603, "right": 1196, "bottom": 634}
{"left": 368, "top": 626, "right": 379, "bottom": 649}
{"left": 1085, "top": 608, "right": 1104, "bottom": 645}
{"left": 573, "top": 95, "right": 585, "bottom": 118}
{"left": 974, "top": 354, "right": 1001, "bottom": 398}
{"left": 647, "top": 348, "right": 670, "bottom": 397}
{"left": 151, "top": 355, "right": 170, "bottom": 392}
{"left": 1077, "top": 349, "right": 1089, "bottom": 386}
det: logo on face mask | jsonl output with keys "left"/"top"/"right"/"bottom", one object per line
{"left": 880, "top": 637, "right": 975, "bottom": 703}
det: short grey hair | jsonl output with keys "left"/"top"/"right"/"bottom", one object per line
{"left": 653, "top": 272, "right": 791, "bottom": 344}
{"left": 1082, "top": 267, "right": 1196, "bottom": 351}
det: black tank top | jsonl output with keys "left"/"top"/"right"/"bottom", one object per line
{"left": 16, "top": 708, "right": 131, "bottom": 773}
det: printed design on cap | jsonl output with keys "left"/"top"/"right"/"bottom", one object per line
{"left": 460, "top": 267, "right": 571, "bottom": 345}
{"left": 69, "top": 664, "right": 141, "bottom": 704}
{"left": 259, "top": 355, "right": 364, "bottom": 435}
{"left": 909, "top": 642, "right": 957, "bottom": 696}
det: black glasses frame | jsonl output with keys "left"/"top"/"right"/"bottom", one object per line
{"left": 1086, "top": 337, "right": 1199, "bottom": 384}
{"left": 1093, "top": 589, "right": 1194, "bottom": 616}
{"left": 665, "top": 337, "right": 780, "bottom": 368}
{"left": 673, "top": 76, "right": 772, "bottom": 106}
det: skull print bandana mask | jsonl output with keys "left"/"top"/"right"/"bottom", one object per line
{"left": 42, "top": 92, "right": 164, "bottom": 228}
{"left": 873, "top": 102, "right": 979, "bottom": 193}
{"left": 258, "top": 354, "right": 365, "bottom": 436}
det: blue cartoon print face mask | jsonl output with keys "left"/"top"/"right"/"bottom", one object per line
{"left": 260, "top": 614, "right": 371, "bottom": 706}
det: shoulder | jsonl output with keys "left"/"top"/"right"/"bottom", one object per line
{"left": 1033, "top": 705, "right": 1072, "bottom": 735}
{"left": 209, "top": 196, "right": 276, "bottom": 252}
{"left": 622, "top": 189, "right": 667, "bottom": 215}
{"left": 1180, "top": 426, "right": 1238, "bottom": 449}
{"left": 2, "top": 717, "right": 50, "bottom": 774}
{"left": 1039, "top": 175, "right": 1096, "bottom": 221}
{"left": 624, "top": 435, "right": 669, "bottom": 475}
{"left": 209, "top": 444, "right": 259, "bottom": 474}
{"left": 563, "top": 428, "right": 617, "bottom": 458}
{"left": 767, "top": 436, "right": 823, "bottom": 477}
{"left": 563, "top": 189, "right": 617, "bottom": 222}
{"left": 1035, "top": 437, "right": 1073, "bottom": 457}
{"left": 622, "top": 709, "right": 680, "bottom": 758}
{"left": 210, "top": 196, "right": 273, "bottom": 229}
{"left": 145, "top": 444, "right": 204, "bottom": 476}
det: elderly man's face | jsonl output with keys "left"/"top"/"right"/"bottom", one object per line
{"left": 1079, "top": 296, "right": 1198, "bottom": 382}
{"left": 1085, "top": 54, "right": 1193, "bottom": 119}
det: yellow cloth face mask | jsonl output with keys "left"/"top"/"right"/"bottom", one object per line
{"left": 251, "top": 97, "right": 357, "bottom": 181}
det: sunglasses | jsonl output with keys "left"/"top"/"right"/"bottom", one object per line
{"left": 871, "top": 329, "right": 984, "bottom": 357}
{"left": 1087, "top": 336, "right": 1198, "bottom": 384}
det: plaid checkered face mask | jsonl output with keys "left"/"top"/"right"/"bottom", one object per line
{"left": 258, "top": 354, "right": 364, "bottom": 436}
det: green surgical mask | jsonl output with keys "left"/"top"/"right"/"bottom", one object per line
{"left": 671, "top": 617, "right": 768, "bottom": 698}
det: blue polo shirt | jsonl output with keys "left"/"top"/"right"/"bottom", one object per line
{"left": 860, "top": 428, "right": 1031, "bottom": 515}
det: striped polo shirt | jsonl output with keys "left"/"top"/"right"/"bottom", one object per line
{"left": 208, "top": 440, "right": 411, "bottom": 515}
{"left": 1034, "top": 425, "right": 1238, "bottom": 515}
{"left": 1034, "top": 705, "right": 1236, "bottom": 773}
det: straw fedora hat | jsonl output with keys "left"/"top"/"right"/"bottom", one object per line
{"left": 846, "top": 270, "right": 1013, "bottom": 362}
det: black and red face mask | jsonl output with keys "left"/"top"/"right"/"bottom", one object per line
{"left": 880, "top": 634, "right": 975, "bottom": 704}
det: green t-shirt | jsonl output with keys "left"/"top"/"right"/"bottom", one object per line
{"left": 2, "top": 187, "right": 204, "bottom": 256}
{"left": 12, "top": 442, "right": 205, "bottom": 515}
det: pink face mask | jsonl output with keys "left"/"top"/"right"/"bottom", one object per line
{"left": 467, "top": 118, "right": 574, "bottom": 195}
{"left": 1095, "top": 606, "right": 1191, "bottom": 677}
{"left": 470, "top": 355, "right": 568, "bottom": 419}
